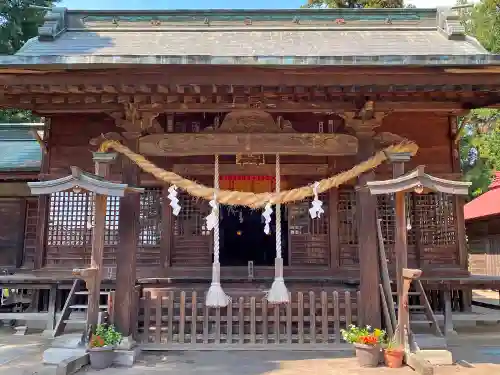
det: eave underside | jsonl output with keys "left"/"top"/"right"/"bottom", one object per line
{"left": 0, "top": 66, "right": 499, "bottom": 114}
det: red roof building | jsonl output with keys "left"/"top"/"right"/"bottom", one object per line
{"left": 465, "top": 172, "right": 500, "bottom": 276}
{"left": 464, "top": 172, "right": 500, "bottom": 221}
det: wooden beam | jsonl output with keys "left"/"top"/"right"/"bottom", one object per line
{"left": 0, "top": 96, "right": 472, "bottom": 114}
{"left": 141, "top": 133, "right": 358, "bottom": 156}
{"left": 174, "top": 163, "right": 329, "bottom": 176}
{"left": 2, "top": 67, "right": 500, "bottom": 86}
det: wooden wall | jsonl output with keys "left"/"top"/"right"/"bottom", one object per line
{"left": 24, "top": 111, "right": 464, "bottom": 278}
{"left": 467, "top": 217, "right": 500, "bottom": 276}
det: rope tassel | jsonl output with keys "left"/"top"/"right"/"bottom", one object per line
{"left": 266, "top": 154, "right": 289, "bottom": 305}
{"left": 205, "top": 154, "right": 230, "bottom": 308}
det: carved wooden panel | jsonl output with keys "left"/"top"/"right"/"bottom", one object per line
{"left": 171, "top": 193, "right": 211, "bottom": 266}
{"left": 288, "top": 194, "right": 329, "bottom": 266}
{"left": 337, "top": 188, "right": 358, "bottom": 267}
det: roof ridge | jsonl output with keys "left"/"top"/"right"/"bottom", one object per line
{"left": 37, "top": 7, "right": 465, "bottom": 41}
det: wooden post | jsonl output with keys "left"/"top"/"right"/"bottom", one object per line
{"left": 115, "top": 138, "right": 141, "bottom": 341}
{"left": 86, "top": 155, "right": 113, "bottom": 338}
{"left": 344, "top": 112, "right": 384, "bottom": 329}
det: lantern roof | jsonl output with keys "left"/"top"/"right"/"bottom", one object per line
{"left": 27, "top": 166, "right": 144, "bottom": 196}
{"left": 365, "top": 165, "right": 471, "bottom": 196}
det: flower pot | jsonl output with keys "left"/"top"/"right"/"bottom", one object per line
{"left": 354, "top": 343, "right": 381, "bottom": 367}
{"left": 384, "top": 349, "right": 404, "bottom": 368}
{"left": 88, "top": 346, "right": 115, "bottom": 370}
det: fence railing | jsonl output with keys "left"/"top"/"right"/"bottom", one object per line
{"left": 136, "top": 289, "right": 360, "bottom": 348}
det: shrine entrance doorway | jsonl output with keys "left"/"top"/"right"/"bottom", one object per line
{"left": 219, "top": 205, "right": 289, "bottom": 267}
{"left": 218, "top": 175, "right": 289, "bottom": 267}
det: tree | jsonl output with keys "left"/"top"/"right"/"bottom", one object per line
{"left": 306, "top": 0, "right": 403, "bottom": 8}
{"left": 0, "top": 1, "right": 57, "bottom": 122}
{"left": 457, "top": 0, "right": 500, "bottom": 198}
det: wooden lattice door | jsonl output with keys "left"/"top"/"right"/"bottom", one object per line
{"left": 171, "top": 193, "right": 211, "bottom": 266}
{"left": 288, "top": 193, "right": 329, "bottom": 266}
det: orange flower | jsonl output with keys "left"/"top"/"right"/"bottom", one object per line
{"left": 90, "top": 334, "right": 105, "bottom": 348}
{"left": 359, "top": 335, "right": 378, "bottom": 345}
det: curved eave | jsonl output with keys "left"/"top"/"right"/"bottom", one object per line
{"left": 366, "top": 166, "right": 471, "bottom": 196}
{"left": 27, "top": 167, "right": 143, "bottom": 196}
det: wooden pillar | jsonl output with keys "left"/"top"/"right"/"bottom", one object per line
{"left": 386, "top": 152, "right": 411, "bottom": 346}
{"left": 344, "top": 112, "right": 385, "bottom": 328}
{"left": 115, "top": 138, "right": 140, "bottom": 338}
{"left": 87, "top": 156, "right": 113, "bottom": 336}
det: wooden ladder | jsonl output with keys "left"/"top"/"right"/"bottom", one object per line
{"left": 53, "top": 279, "right": 111, "bottom": 337}
{"left": 392, "top": 280, "right": 443, "bottom": 337}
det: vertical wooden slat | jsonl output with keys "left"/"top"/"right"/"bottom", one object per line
{"left": 191, "top": 291, "right": 197, "bottom": 344}
{"left": 298, "top": 292, "right": 304, "bottom": 344}
{"left": 328, "top": 186, "right": 340, "bottom": 269}
{"left": 262, "top": 298, "right": 268, "bottom": 344}
{"left": 309, "top": 291, "right": 316, "bottom": 344}
{"left": 345, "top": 291, "right": 352, "bottom": 327}
{"left": 203, "top": 304, "right": 209, "bottom": 344}
{"left": 179, "top": 291, "right": 186, "bottom": 344}
{"left": 167, "top": 291, "right": 173, "bottom": 343}
{"left": 142, "top": 291, "right": 151, "bottom": 344}
{"left": 215, "top": 307, "right": 221, "bottom": 344}
{"left": 321, "top": 291, "right": 328, "bottom": 343}
{"left": 286, "top": 292, "right": 292, "bottom": 344}
{"left": 238, "top": 297, "right": 244, "bottom": 344}
{"left": 44, "top": 285, "right": 57, "bottom": 335}
{"left": 356, "top": 290, "right": 362, "bottom": 327}
{"left": 227, "top": 298, "right": 233, "bottom": 344}
{"left": 155, "top": 296, "right": 162, "bottom": 344}
{"left": 274, "top": 304, "right": 280, "bottom": 344}
{"left": 250, "top": 296, "right": 256, "bottom": 344}
{"left": 333, "top": 291, "right": 341, "bottom": 344}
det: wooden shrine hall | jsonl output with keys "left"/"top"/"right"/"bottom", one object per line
{"left": 0, "top": 6, "right": 500, "bottom": 348}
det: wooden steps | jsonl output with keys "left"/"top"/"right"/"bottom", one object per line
{"left": 53, "top": 280, "right": 113, "bottom": 337}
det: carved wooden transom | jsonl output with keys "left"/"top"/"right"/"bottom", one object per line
{"left": 207, "top": 110, "right": 294, "bottom": 133}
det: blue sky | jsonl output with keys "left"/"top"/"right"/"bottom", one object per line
{"left": 58, "top": 0, "right": 460, "bottom": 10}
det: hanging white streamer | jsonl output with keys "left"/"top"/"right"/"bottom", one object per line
{"left": 205, "top": 193, "right": 218, "bottom": 231}
{"left": 309, "top": 181, "right": 324, "bottom": 219}
{"left": 262, "top": 202, "right": 273, "bottom": 235}
{"left": 167, "top": 185, "right": 181, "bottom": 216}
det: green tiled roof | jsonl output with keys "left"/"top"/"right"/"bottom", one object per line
{"left": 0, "top": 127, "right": 42, "bottom": 172}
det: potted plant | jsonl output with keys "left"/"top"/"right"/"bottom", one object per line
{"left": 341, "top": 324, "right": 385, "bottom": 367}
{"left": 383, "top": 337, "right": 405, "bottom": 368}
{"left": 88, "top": 324, "right": 123, "bottom": 370}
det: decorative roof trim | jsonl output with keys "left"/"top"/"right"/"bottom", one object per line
{"left": 437, "top": 8, "right": 465, "bottom": 40}
{"left": 27, "top": 166, "right": 144, "bottom": 196}
{"left": 2, "top": 54, "right": 500, "bottom": 68}
{"left": 38, "top": 8, "right": 67, "bottom": 41}
{"left": 365, "top": 165, "right": 471, "bottom": 196}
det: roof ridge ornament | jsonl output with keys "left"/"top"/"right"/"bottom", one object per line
{"left": 437, "top": 8, "right": 465, "bottom": 40}
{"left": 38, "top": 7, "right": 67, "bottom": 41}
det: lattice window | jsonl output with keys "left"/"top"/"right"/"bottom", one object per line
{"left": 414, "top": 193, "right": 456, "bottom": 246}
{"left": 376, "top": 194, "right": 416, "bottom": 246}
{"left": 48, "top": 192, "right": 92, "bottom": 246}
{"left": 288, "top": 194, "right": 328, "bottom": 235}
{"left": 338, "top": 188, "right": 357, "bottom": 245}
{"left": 173, "top": 193, "right": 210, "bottom": 236}
{"left": 139, "top": 188, "right": 162, "bottom": 246}
{"left": 48, "top": 192, "right": 120, "bottom": 246}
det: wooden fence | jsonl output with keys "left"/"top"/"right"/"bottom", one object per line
{"left": 136, "top": 289, "right": 360, "bottom": 348}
